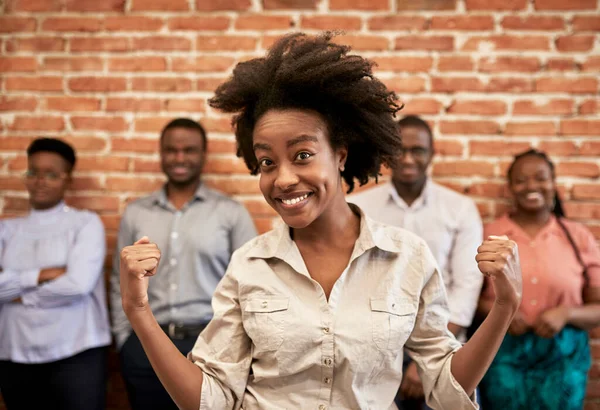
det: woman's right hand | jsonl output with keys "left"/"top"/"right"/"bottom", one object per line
{"left": 120, "top": 236, "right": 161, "bottom": 315}
{"left": 507, "top": 311, "right": 530, "bottom": 336}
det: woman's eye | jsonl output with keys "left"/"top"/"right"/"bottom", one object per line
{"left": 296, "top": 152, "right": 312, "bottom": 161}
{"left": 259, "top": 158, "right": 273, "bottom": 167}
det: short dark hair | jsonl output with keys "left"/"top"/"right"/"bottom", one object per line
{"left": 160, "top": 118, "right": 207, "bottom": 150}
{"left": 397, "top": 115, "right": 434, "bottom": 151}
{"left": 208, "top": 32, "right": 403, "bottom": 193}
{"left": 27, "top": 137, "right": 76, "bottom": 172}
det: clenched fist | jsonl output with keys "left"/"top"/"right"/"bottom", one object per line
{"left": 120, "top": 236, "right": 161, "bottom": 315}
{"left": 476, "top": 235, "right": 523, "bottom": 312}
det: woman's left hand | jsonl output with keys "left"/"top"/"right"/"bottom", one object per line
{"left": 476, "top": 235, "right": 523, "bottom": 313}
{"left": 533, "top": 306, "right": 570, "bottom": 338}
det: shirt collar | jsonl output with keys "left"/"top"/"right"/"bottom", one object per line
{"left": 152, "top": 182, "right": 207, "bottom": 207}
{"left": 29, "top": 201, "right": 69, "bottom": 219}
{"left": 497, "top": 213, "right": 562, "bottom": 239}
{"left": 387, "top": 178, "right": 432, "bottom": 210}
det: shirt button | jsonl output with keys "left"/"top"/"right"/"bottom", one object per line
{"left": 324, "top": 377, "right": 331, "bottom": 384}
{"left": 261, "top": 301, "right": 268, "bottom": 308}
{"left": 323, "top": 358, "right": 333, "bottom": 366}
{"left": 171, "top": 232, "right": 179, "bottom": 239}
{"left": 170, "top": 283, "right": 178, "bottom": 291}
{"left": 530, "top": 241, "right": 536, "bottom": 247}
{"left": 531, "top": 300, "right": 538, "bottom": 306}
{"left": 531, "top": 277, "right": 538, "bottom": 284}
{"left": 319, "top": 405, "right": 327, "bottom": 410}
{"left": 323, "top": 327, "right": 330, "bottom": 334}
{"left": 170, "top": 258, "right": 177, "bottom": 266}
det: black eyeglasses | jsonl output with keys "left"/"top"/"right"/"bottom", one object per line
{"left": 23, "top": 170, "right": 67, "bottom": 183}
{"left": 399, "top": 147, "right": 430, "bottom": 160}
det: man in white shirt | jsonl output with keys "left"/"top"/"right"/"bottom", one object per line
{"left": 348, "top": 115, "right": 483, "bottom": 409}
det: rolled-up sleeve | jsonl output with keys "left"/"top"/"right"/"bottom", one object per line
{"left": 405, "top": 241, "right": 478, "bottom": 410}
{"left": 187, "top": 252, "right": 252, "bottom": 410}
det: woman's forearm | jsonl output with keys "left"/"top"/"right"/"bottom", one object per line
{"left": 567, "top": 304, "right": 600, "bottom": 330}
{"left": 127, "top": 308, "right": 204, "bottom": 410}
{"left": 451, "top": 302, "right": 515, "bottom": 395}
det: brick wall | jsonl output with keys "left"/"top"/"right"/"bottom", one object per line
{"left": 0, "top": 0, "right": 599, "bottom": 409}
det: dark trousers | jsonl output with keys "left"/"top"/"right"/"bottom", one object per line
{"left": 0, "top": 346, "right": 108, "bottom": 410}
{"left": 119, "top": 332, "right": 197, "bottom": 410}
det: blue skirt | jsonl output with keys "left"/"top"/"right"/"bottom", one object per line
{"left": 480, "top": 326, "right": 590, "bottom": 410}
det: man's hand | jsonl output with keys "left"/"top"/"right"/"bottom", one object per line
{"left": 38, "top": 267, "right": 67, "bottom": 284}
{"left": 533, "top": 306, "right": 570, "bottom": 338}
{"left": 401, "top": 361, "right": 424, "bottom": 399}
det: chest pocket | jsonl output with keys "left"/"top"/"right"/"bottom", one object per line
{"left": 244, "top": 297, "right": 290, "bottom": 352}
{"left": 371, "top": 297, "right": 417, "bottom": 352}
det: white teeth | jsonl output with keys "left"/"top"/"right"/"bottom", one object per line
{"left": 526, "top": 192, "right": 543, "bottom": 200}
{"left": 282, "top": 193, "right": 309, "bottom": 205}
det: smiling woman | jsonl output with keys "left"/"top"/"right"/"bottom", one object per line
{"left": 118, "top": 32, "right": 524, "bottom": 410}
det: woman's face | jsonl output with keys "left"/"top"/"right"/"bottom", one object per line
{"left": 509, "top": 155, "right": 556, "bottom": 214}
{"left": 25, "top": 152, "right": 71, "bottom": 210}
{"left": 252, "top": 109, "right": 347, "bottom": 229}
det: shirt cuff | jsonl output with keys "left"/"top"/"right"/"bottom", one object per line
{"left": 19, "top": 268, "right": 40, "bottom": 289}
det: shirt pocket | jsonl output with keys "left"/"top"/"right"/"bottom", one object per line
{"left": 371, "top": 297, "right": 417, "bottom": 352}
{"left": 244, "top": 297, "right": 290, "bottom": 352}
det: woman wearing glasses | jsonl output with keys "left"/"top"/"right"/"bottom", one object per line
{"left": 0, "top": 138, "right": 110, "bottom": 410}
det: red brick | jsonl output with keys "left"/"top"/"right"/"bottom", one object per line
{"left": 440, "top": 120, "right": 500, "bottom": 135}
{"left": 0, "top": 96, "right": 38, "bottom": 111}
{"left": 397, "top": 0, "right": 456, "bottom": 10}
{"left": 5, "top": 0, "right": 62, "bottom": 12}
{"left": 534, "top": 0, "right": 596, "bottom": 10}
{"left": 536, "top": 77, "right": 598, "bottom": 93}
{"left": 431, "top": 77, "right": 484, "bottom": 92}
{"left": 330, "top": 0, "right": 388, "bottom": 10}
{"left": 560, "top": 120, "right": 600, "bottom": 136}
{"left": 470, "top": 141, "right": 531, "bottom": 156}
{"left": 479, "top": 56, "right": 540, "bottom": 73}
{"left": 106, "top": 98, "right": 163, "bottom": 112}
{"left": 242, "top": 199, "right": 277, "bottom": 217}
{"left": 0, "top": 137, "right": 39, "bottom": 151}
{"left": 106, "top": 177, "right": 163, "bottom": 193}
{"left": 432, "top": 161, "right": 495, "bottom": 177}
{"left": 333, "top": 35, "right": 389, "bottom": 51}
{"left": 164, "top": 99, "right": 206, "bottom": 112}
{"left": 70, "top": 37, "right": 130, "bottom": 52}
{"left": 501, "top": 16, "right": 565, "bottom": 30}
{"left": 401, "top": 98, "right": 443, "bottom": 115}
{"left": 573, "top": 16, "right": 600, "bottom": 31}
{"left": 45, "top": 97, "right": 101, "bottom": 112}
{"left": 172, "top": 56, "right": 235, "bottom": 72}
{"left": 486, "top": 78, "right": 534, "bottom": 93}
{"left": 69, "top": 77, "right": 127, "bottom": 92}
{"left": 0, "top": 17, "right": 37, "bottom": 32}
{"left": 430, "top": 15, "right": 494, "bottom": 30}
{"left": 131, "top": 77, "right": 192, "bottom": 92}
{"left": 556, "top": 35, "right": 595, "bottom": 52}
{"left": 134, "top": 117, "right": 174, "bottom": 133}
{"left": 71, "top": 117, "right": 128, "bottom": 132}
{"left": 65, "top": 0, "right": 125, "bottom": 11}
{"left": 538, "top": 141, "right": 579, "bottom": 156}
{"left": 108, "top": 57, "right": 167, "bottom": 72}
{"left": 207, "top": 139, "right": 237, "bottom": 154}
{"left": 395, "top": 36, "right": 454, "bottom": 51}
{"left": 42, "top": 17, "right": 102, "bottom": 32}
{"left": 133, "top": 36, "right": 191, "bottom": 51}
{"left": 77, "top": 156, "right": 130, "bottom": 172}
{"left": 437, "top": 56, "right": 474, "bottom": 71}
{"left": 557, "top": 162, "right": 600, "bottom": 178}
{"left": 130, "top": 0, "right": 188, "bottom": 10}
{"left": 369, "top": 16, "right": 428, "bottom": 30}
{"left": 573, "top": 185, "right": 600, "bottom": 200}
{"left": 546, "top": 58, "right": 578, "bottom": 71}
{"left": 263, "top": 0, "right": 318, "bottom": 8}
{"left": 42, "top": 57, "right": 103, "bottom": 71}
{"left": 0, "top": 57, "right": 37, "bottom": 72}
{"left": 66, "top": 196, "right": 120, "bottom": 213}
{"left": 62, "top": 136, "right": 108, "bottom": 152}
{"left": 197, "top": 35, "right": 257, "bottom": 51}
{"left": 253, "top": 217, "right": 275, "bottom": 234}
{"left": 7, "top": 37, "right": 65, "bottom": 52}
{"left": 433, "top": 139, "right": 464, "bottom": 156}
{"left": 2, "top": 196, "right": 30, "bottom": 212}
{"left": 235, "top": 15, "right": 293, "bottom": 30}
{"left": 583, "top": 57, "right": 600, "bottom": 72}
{"left": 372, "top": 56, "right": 433, "bottom": 72}
{"left": 465, "top": 0, "right": 526, "bottom": 9}
{"left": 463, "top": 35, "right": 550, "bottom": 51}
{"left": 168, "top": 16, "right": 230, "bottom": 31}
{"left": 383, "top": 76, "right": 427, "bottom": 93}
{"left": 469, "top": 183, "right": 506, "bottom": 199}
{"left": 69, "top": 176, "right": 105, "bottom": 192}
{"left": 204, "top": 177, "right": 261, "bottom": 194}
{"left": 300, "top": 16, "right": 362, "bottom": 30}
{"left": 202, "top": 117, "right": 234, "bottom": 133}
{"left": 0, "top": 176, "right": 27, "bottom": 191}
{"left": 132, "top": 158, "right": 161, "bottom": 173}
{"left": 579, "top": 100, "right": 599, "bottom": 115}
{"left": 504, "top": 122, "right": 557, "bottom": 136}
{"left": 111, "top": 138, "right": 159, "bottom": 153}
{"left": 513, "top": 99, "right": 574, "bottom": 116}
{"left": 196, "top": 0, "right": 251, "bottom": 10}
{"left": 204, "top": 157, "right": 249, "bottom": 174}
{"left": 6, "top": 156, "right": 27, "bottom": 171}
{"left": 9, "top": 116, "right": 64, "bottom": 131}
{"left": 447, "top": 100, "right": 507, "bottom": 115}
{"left": 104, "top": 16, "right": 164, "bottom": 31}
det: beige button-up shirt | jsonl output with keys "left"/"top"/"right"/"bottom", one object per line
{"left": 188, "top": 206, "right": 478, "bottom": 410}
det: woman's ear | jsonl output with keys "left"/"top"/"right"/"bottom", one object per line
{"left": 337, "top": 146, "right": 348, "bottom": 172}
